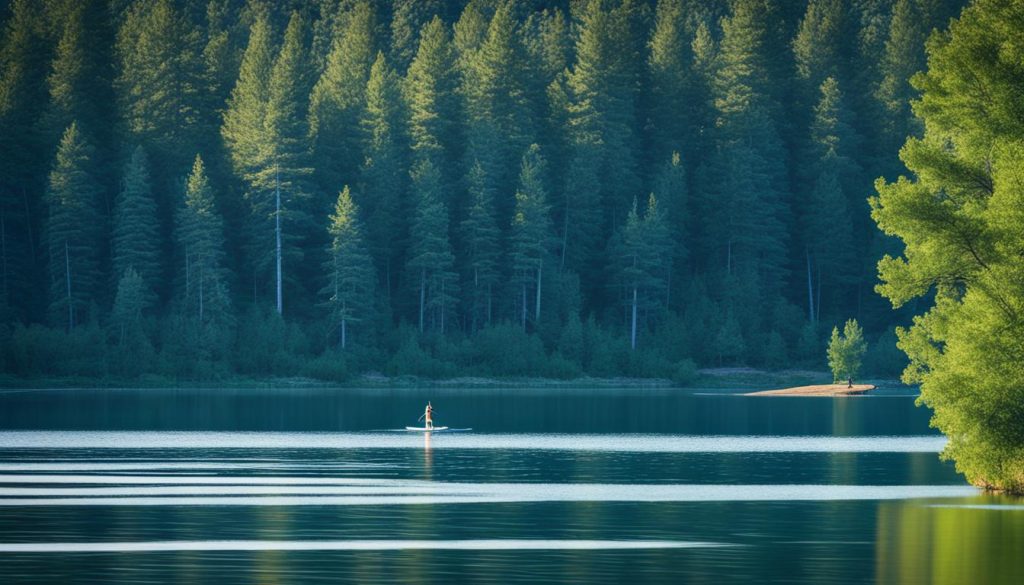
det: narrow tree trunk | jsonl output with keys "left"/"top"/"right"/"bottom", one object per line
{"left": 726, "top": 239, "right": 732, "bottom": 275}
{"left": 521, "top": 282, "right": 527, "bottom": 330}
{"left": 816, "top": 261, "right": 822, "bottom": 324}
{"left": 418, "top": 268, "right": 426, "bottom": 333}
{"left": 275, "top": 169, "right": 283, "bottom": 315}
{"left": 535, "top": 260, "right": 542, "bottom": 325}
{"left": 341, "top": 318, "right": 347, "bottom": 350}
{"left": 65, "top": 241, "right": 72, "bottom": 331}
{"left": 486, "top": 282, "right": 492, "bottom": 326}
{"left": 561, "top": 198, "right": 569, "bottom": 268}
{"left": 472, "top": 267, "right": 479, "bottom": 333}
{"left": 630, "top": 285, "right": 638, "bottom": 350}
{"left": 0, "top": 208, "right": 8, "bottom": 300}
{"left": 22, "top": 187, "right": 36, "bottom": 264}
{"left": 806, "top": 249, "right": 815, "bottom": 323}
{"left": 440, "top": 278, "right": 446, "bottom": 335}
{"left": 184, "top": 244, "right": 191, "bottom": 303}
{"left": 198, "top": 259, "right": 204, "bottom": 323}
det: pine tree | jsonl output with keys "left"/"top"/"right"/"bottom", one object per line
{"left": 223, "top": 12, "right": 315, "bottom": 314}
{"left": 43, "top": 1, "right": 108, "bottom": 146}
{"left": 647, "top": 0, "right": 694, "bottom": 169}
{"left": 403, "top": 16, "right": 460, "bottom": 179}
{"left": 708, "top": 0, "right": 790, "bottom": 290}
{"left": 407, "top": 159, "right": 457, "bottom": 334}
{"left": 390, "top": 0, "right": 443, "bottom": 73}
{"left": 115, "top": 0, "right": 203, "bottom": 182}
{"left": 112, "top": 146, "right": 160, "bottom": 302}
{"left": 652, "top": 151, "right": 687, "bottom": 306}
{"left": 616, "top": 194, "right": 670, "bottom": 350}
{"left": 510, "top": 144, "right": 553, "bottom": 330}
{"left": 461, "top": 2, "right": 531, "bottom": 225}
{"left": 110, "top": 265, "right": 151, "bottom": 343}
{"left": 46, "top": 123, "right": 102, "bottom": 329}
{"left": 309, "top": 1, "right": 378, "bottom": 192}
{"left": 801, "top": 77, "right": 860, "bottom": 323}
{"left": 322, "top": 186, "right": 375, "bottom": 349}
{"left": 221, "top": 13, "right": 274, "bottom": 187}
{"left": 359, "top": 51, "right": 406, "bottom": 295}
{"left": 460, "top": 161, "right": 500, "bottom": 331}
{"left": 176, "top": 155, "right": 229, "bottom": 327}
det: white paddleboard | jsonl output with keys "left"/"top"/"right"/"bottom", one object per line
{"left": 405, "top": 426, "right": 449, "bottom": 432}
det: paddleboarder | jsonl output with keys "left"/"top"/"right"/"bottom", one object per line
{"left": 418, "top": 401, "right": 435, "bottom": 430}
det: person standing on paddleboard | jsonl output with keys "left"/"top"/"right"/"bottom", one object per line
{"left": 419, "top": 402, "right": 435, "bottom": 430}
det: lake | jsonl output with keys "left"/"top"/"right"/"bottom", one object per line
{"left": 0, "top": 386, "right": 1022, "bottom": 584}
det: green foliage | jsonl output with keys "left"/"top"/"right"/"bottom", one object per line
{"left": 510, "top": 144, "right": 553, "bottom": 329}
{"left": 112, "top": 146, "right": 160, "bottom": 300}
{"left": 671, "top": 358, "right": 699, "bottom": 387}
{"left": 871, "top": 0, "right": 1024, "bottom": 492}
{"left": 407, "top": 159, "right": 457, "bottom": 333}
{"left": 461, "top": 161, "right": 500, "bottom": 331}
{"left": 321, "top": 186, "right": 375, "bottom": 349}
{"left": 46, "top": 123, "right": 102, "bottom": 329}
{"left": 827, "top": 318, "right": 866, "bottom": 384}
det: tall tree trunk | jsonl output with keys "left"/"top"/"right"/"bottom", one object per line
{"left": 521, "top": 282, "right": 527, "bottom": 330}
{"left": 472, "top": 267, "right": 479, "bottom": 333}
{"left": 630, "top": 285, "right": 638, "bottom": 350}
{"left": 22, "top": 187, "right": 36, "bottom": 264}
{"left": 65, "top": 241, "right": 72, "bottom": 331}
{"left": 418, "top": 268, "right": 426, "bottom": 333}
{"left": 275, "top": 169, "right": 283, "bottom": 315}
{"left": 806, "top": 248, "right": 815, "bottom": 323}
{"left": 1, "top": 207, "right": 8, "bottom": 301}
{"left": 535, "top": 260, "right": 542, "bottom": 325}
{"left": 198, "top": 259, "right": 204, "bottom": 323}
{"left": 561, "top": 197, "right": 569, "bottom": 269}
{"left": 341, "top": 317, "right": 347, "bottom": 350}
{"left": 816, "top": 261, "right": 822, "bottom": 324}
{"left": 486, "top": 282, "right": 492, "bottom": 326}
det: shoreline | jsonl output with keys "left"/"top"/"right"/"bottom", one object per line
{"left": 745, "top": 383, "right": 877, "bottom": 396}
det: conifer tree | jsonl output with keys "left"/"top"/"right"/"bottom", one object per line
{"left": 110, "top": 266, "right": 151, "bottom": 343}
{"left": 403, "top": 16, "right": 460, "bottom": 181}
{"left": 510, "top": 144, "right": 553, "bottom": 330}
{"left": 708, "top": 0, "right": 790, "bottom": 290}
{"left": 647, "top": 0, "right": 693, "bottom": 169}
{"left": 616, "top": 194, "right": 670, "bottom": 350}
{"left": 115, "top": 0, "right": 202, "bottom": 181}
{"left": 176, "top": 155, "right": 229, "bottom": 327}
{"left": 390, "top": 0, "right": 443, "bottom": 73}
{"left": 221, "top": 14, "right": 274, "bottom": 186}
{"left": 652, "top": 151, "right": 687, "bottom": 306}
{"left": 359, "top": 52, "right": 406, "bottom": 294}
{"left": 112, "top": 146, "right": 160, "bottom": 301}
{"left": 460, "top": 161, "right": 500, "bottom": 331}
{"left": 43, "top": 2, "right": 107, "bottom": 145}
{"left": 322, "top": 186, "right": 375, "bottom": 349}
{"left": 461, "top": 2, "right": 531, "bottom": 223}
{"left": 46, "top": 123, "right": 102, "bottom": 329}
{"left": 407, "top": 159, "right": 457, "bottom": 334}
{"left": 309, "top": 1, "right": 378, "bottom": 192}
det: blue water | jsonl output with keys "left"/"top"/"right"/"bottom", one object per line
{"left": 0, "top": 387, "right": 1021, "bottom": 584}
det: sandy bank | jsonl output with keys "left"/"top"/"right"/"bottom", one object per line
{"left": 745, "top": 383, "right": 876, "bottom": 396}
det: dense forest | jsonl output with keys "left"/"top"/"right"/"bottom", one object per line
{"left": 0, "top": 0, "right": 966, "bottom": 382}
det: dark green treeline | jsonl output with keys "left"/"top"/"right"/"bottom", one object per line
{"left": 0, "top": 0, "right": 961, "bottom": 381}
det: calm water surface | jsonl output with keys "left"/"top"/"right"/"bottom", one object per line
{"left": 0, "top": 387, "right": 1021, "bottom": 584}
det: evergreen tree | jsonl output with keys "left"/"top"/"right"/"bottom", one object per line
{"left": 707, "top": 0, "right": 790, "bottom": 290}
{"left": 407, "top": 159, "right": 457, "bottom": 334}
{"left": 359, "top": 51, "right": 406, "bottom": 295}
{"left": 309, "top": 1, "right": 378, "bottom": 192}
{"left": 389, "top": 0, "right": 443, "bottom": 73}
{"left": 461, "top": 1, "right": 531, "bottom": 225}
{"left": 801, "top": 77, "right": 860, "bottom": 323}
{"left": 221, "top": 14, "right": 274, "bottom": 187}
{"left": 615, "top": 194, "right": 670, "bottom": 350}
{"left": 112, "top": 146, "right": 160, "bottom": 302}
{"left": 403, "top": 16, "right": 460, "bottom": 181}
{"left": 115, "top": 0, "right": 202, "bottom": 183}
{"left": 460, "top": 161, "right": 500, "bottom": 331}
{"left": 110, "top": 265, "right": 151, "bottom": 343}
{"left": 322, "top": 186, "right": 375, "bottom": 349}
{"left": 876, "top": 0, "right": 931, "bottom": 173}
{"left": 647, "top": 0, "right": 694, "bottom": 169}
{"left": 652, "top": 151, "right": 687, "bottom": 306}
{"left": 46, "top": 123, "right": 102, "bottom": 329}
{"left": 510, "top": 144, "right": 553, "bottom": 330}
{"left": 175, "top": 155, "right": 230, "bottom": 328}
